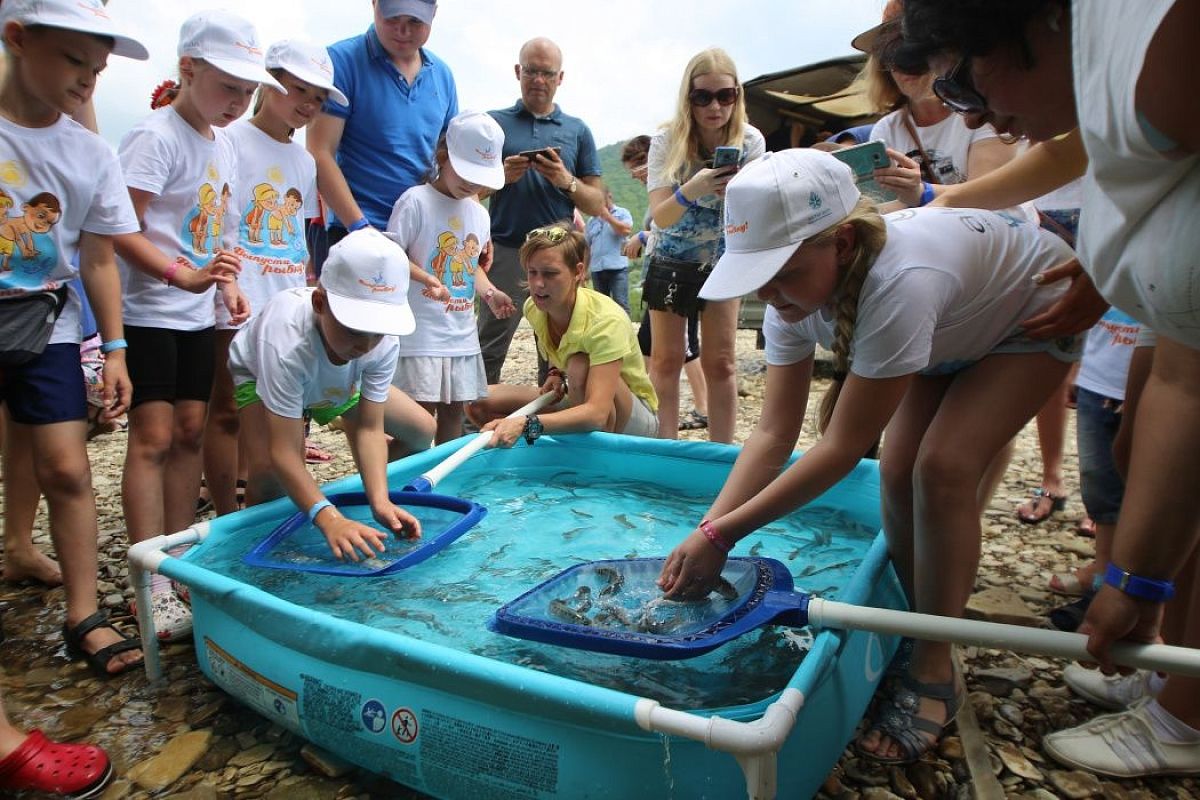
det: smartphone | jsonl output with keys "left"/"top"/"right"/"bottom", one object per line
{"left": 711, "top": 145, "right": 742, "bottom": 169}
{"left": 831, "top": 139, "right": 897, "bottom": 203}
{"left": 518, "top": 146, "right": 561, "bottom": 161}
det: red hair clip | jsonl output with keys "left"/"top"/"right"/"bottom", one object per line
{"left": 149, "top": 79, "right": 178, "bottom": 110}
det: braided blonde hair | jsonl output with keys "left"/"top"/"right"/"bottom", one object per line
{"left": 813, "top": 197, "right": 888, "bottom": 434}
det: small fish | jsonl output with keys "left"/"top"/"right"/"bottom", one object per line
{"left": 561, "top": 526, "right": 587, "bottom": 541}
{"left": 624, "top": 550, "right": 639, "bottom": 559}
{"left": 749, "top": 541, "right": 764, "bottom": 557}
{"left": 571, "top": 509, "right": 594, "bottom": 519}
{"left": 712, "top": 577, "right": 739, "bottom": 601}
{"left": 596, "top": 565, "right": 625, "bottom": 598}
{"left": 571, "top": 585, "right": 593, "bottom": 613}
{"left": 787, "top": 547, "right": 802, "bottom": 561}
{"left": 549, "top": 599, "right": 592, "bottom": 626}
{"left": 593, "top": 601, "right": 633, "bottom": 628}
{"left": 613, "top": 513, "right": 636, "bottom": 530}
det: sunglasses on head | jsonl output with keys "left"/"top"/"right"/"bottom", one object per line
{"left": 526, "top": 225, "right": 570, "bottom": 243}
{"left": 932, "top": 57, "right": 989, "bottom": 115}
{"left": 688, "top": 87, "right": 739, "bottom": 107}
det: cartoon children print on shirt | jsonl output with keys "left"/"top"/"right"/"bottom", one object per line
{"left": 239, "top": 178, "right": 305, "bottom": 263}
{"left": 179, "top": 161, "right": 232, "bottom": 265}
{"left": 0, "top": 187, "right": 63, "bottom": 286}
{"left": 423, "top": 223, "right": 482, "bottom": 312}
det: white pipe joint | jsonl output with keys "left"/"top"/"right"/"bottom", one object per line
{"left": 634, "top": 688, "right": 804, "bottom": 754}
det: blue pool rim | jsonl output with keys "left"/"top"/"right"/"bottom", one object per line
{"left": 241, "top": 489, "right": 486, "bottom": 576}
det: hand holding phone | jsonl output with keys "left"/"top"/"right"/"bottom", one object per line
{"left": 518, "top": 146, "right": 561, "bottom": 161}
{"left": 830, "top": 139, "right": 897, "bottom": 203}
{"left": 711, "top": 145, "right": 741, "bottom": 170}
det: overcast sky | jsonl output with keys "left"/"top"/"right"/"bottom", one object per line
{"left": 92, "top": 0, "right": 885, "bottom": 150}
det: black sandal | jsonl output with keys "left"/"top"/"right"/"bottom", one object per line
{"left": 678, "top": 409, "right": 709, "bottom": 431}
{"left": 857, "top": 664, "right": 964, "bottom": 765}
{"left": 63, "top": 610, "right": 143, "bottom": 678}
{"left": 1048, "top": 591, "right": 1095, "bottom": 632}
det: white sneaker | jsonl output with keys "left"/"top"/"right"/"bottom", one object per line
{"left": 1063, "top": 664, "right": 1161, "bottom": 711}
{"left": 131, "top": 590, "right": 193, "bottom": 643}
{"left": 1044, "top": 699, "right": 1200, "bottom": 778}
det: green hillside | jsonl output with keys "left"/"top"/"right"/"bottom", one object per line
{"left": 597, "top": 140, "right": 648, "bottom": 230}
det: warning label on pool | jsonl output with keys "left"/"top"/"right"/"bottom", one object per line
{"left": 391, "top": 708, "right": 418, "bottom": 744}
{"left": 205, "top": 638, "right": 300, "bottom": 729}
{"left": 420, "top": 709, "right": 559, "bottom": 798}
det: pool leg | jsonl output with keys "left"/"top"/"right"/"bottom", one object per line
{"left": 734, "top": 752, "right": 778, "bottom": 800}
{"left": 127, "top": 526, "right": 208, "bottom": 684}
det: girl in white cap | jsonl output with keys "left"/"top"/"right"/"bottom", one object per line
{"left": 387, "top": 110, "right": 516, "bottom": 444}
{"left": 202, "top": 39, "right": 349, "bottom": 517}
{"left": 657, "top": 148, "right": 1081, "bottom": 765}
{"left": 113, "top": 10, "right": 281, "bottom": 643}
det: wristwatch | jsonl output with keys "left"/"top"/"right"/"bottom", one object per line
{"left": 523, "top": 414, "right": 544, "bottom": 445}
{"left": 563, "top": 176, "right": 578, "bottom": 194}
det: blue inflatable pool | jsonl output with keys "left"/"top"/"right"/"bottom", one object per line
{"left": 144, "top": 433, "right": 905, "bottom": 799}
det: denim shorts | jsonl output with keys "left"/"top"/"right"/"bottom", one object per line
{"left": 642, "top": 255, "right": 710, "bottom": 318}
{"left": 1075, "top": 386, "right": 1125, "bottom": 524}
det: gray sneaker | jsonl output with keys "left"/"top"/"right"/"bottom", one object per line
{"left": 1063, "top": 664, "right": 1161, "bottom": 711}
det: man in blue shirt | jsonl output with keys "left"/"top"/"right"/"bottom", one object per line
{"left": 585, "top": 191, "right": 633, "bottom": 313}
{"left": 479, "top": 37, "right": 607, "bottom": 383}
{"left": 308, "top": 0, "right": 457, "bottom": 253}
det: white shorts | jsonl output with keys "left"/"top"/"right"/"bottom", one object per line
{"left": 393, "top": 355, "right": 488, "bottom": 404}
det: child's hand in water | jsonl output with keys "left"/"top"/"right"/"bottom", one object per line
{"left": 658, "top": 528, "right": 728, "bottom": 600}
{"left": 318, "top": 514, "right": 390, "bottom": 562}
{"left": 372, "top": 503, "right": 422, "bottom": 540}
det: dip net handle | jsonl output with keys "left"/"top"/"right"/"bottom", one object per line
{"left": 808, "top": 598, "right": 1200, "bottom": 677}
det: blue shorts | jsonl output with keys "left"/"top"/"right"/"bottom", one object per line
{"left": 0, "top": 343, "right": 88, "bottom": 424}
{"left": 921, "top": 332, "right": 1082, "bottom": 376}
{"left": 1075, "top": 386, "right": 1125, "bottom": 524}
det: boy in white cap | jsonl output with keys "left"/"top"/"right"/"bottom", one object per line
{"left": 0, "top": 0, "right": 146, "bottom": 793}
{"left": 112, "top": 9, "right": 281, "bottom": 642}
{"left": 388, "top": 110, "right": 516, "bottom": 444}
{"left": 229, "top": 228, "right": 435, "bottom": 561}
{"left": 203, "top": 38, "right": 349, "bottom": 517}
{"left": 657, "top": 148, "right": 1081, "bottom": 764}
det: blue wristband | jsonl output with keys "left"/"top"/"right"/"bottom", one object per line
{"left": 673, "top": 187, "right": 697, "bottom": 209}
{"left": 918, "top": 182, "right": 935, "bottom": 207}
{"left": 637, "top": 231, "right": 648, "bottom": 245}
{"left": 348, "top": 217, "right": 369, "bottom": 232}
{"left": 307, "top": 498, "right": 334, "bottom": 523}
{"left": 1104, "top": 563, "right": 1175, "bottom": 602}
{"left": 99, "top": 338, "right": 128, "bottom": 354}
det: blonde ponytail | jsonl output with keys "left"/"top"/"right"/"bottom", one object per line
{"left": 814, "top": 198, "right": 888, "bottom": 434}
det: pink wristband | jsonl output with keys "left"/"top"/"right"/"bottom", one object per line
{"left": 699, "top": 519, "right": 731, "bottom": 554}
{"left": 163, "top": 258, "right": 183, "bottom": 286}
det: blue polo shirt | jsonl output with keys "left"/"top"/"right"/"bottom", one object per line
{"left": 323, "top": 27, "right": 458, "bottom": 229}
{"left": 487, "top": 101, "right": 602, "bottom": 248}
{"left": 585, "top": 206, "right": 633, "bottom": 271}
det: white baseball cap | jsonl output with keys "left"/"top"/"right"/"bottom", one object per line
{"left": 319, "top": 228, "right": 415, "bottom": 337}
{"left": 178, "top": 10, "right": 285, "bottom": 92}
{"left": 0, "top": 0, "right": 148, "bottom": 60}
{"left": 446, "top": 110, "right": 506, "bottom": 190}
{"left": 265, "top": 39, "right": 349, "bottom": 107}
{"left": 699, "top": 149, "right": 861, "bottom": 301}
{"left": 377, "top": 0, "right": 437, "bottom": 24}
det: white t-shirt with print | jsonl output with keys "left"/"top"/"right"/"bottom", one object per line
{"left": 0, "top": 114, "right": 138, "bottom": 345}
{"left": 764, "top": 208, "right": 1074, "bottom": 377}
{"left": 118, "top": 106, "right": 238, "bottom": 331}
{"left": 869, "top": 110, "right": 998, "bottom": 186}
{"left": 386, "top": 183, "right": 489, "bottom": 357}
{"left": 227, "top": 287, "right": 399, "bottom": 419}
{"left": 218, "top": 120, "right": 317, "bottom": 329}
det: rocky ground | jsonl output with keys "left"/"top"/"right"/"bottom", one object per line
{"left": 1, "top": 323, "right": 1196, "bottom": 799}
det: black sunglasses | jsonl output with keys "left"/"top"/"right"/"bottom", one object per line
{"left": 932, "top": 58, "right": 988, "bottom": 115}
{"left": 688, "top": 87, "right": 739, "bottom": 108}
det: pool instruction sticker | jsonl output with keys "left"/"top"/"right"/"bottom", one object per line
{"left": 391, "top": 708, "right": 418, "bottom": 744}
{"left": 205, "top": 638, "right": 300, "bottom": 729}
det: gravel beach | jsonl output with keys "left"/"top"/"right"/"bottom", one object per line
{"left": 1, "top": 322, "right": 1195, "bottom": 799}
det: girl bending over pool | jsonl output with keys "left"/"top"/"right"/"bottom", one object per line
{"left": 658, "top": 149, "right": 1079, "bottom": 765}
{"left": 467, "top": 224, "right": 658, "bottom": 446}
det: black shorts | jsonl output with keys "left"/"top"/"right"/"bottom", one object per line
{"left": 125, "top": 325, "right": 216, "bottom": 408}
{"left": 642, "top": 255, "right": 710, "bottom": 318}
{"left": 638, "top": 306, "right": 701, "bottom": 362}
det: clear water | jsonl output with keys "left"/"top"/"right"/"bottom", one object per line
{"left": 186, "top": 467, "right": 877, "bottom": 710}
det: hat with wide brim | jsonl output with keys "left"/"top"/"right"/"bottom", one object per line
{"left": 850, "top": 0, "right": 904, "bottom": 53}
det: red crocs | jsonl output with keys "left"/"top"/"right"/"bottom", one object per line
{"left": 0, "top": 730, "right": 113, "bottom": 799}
